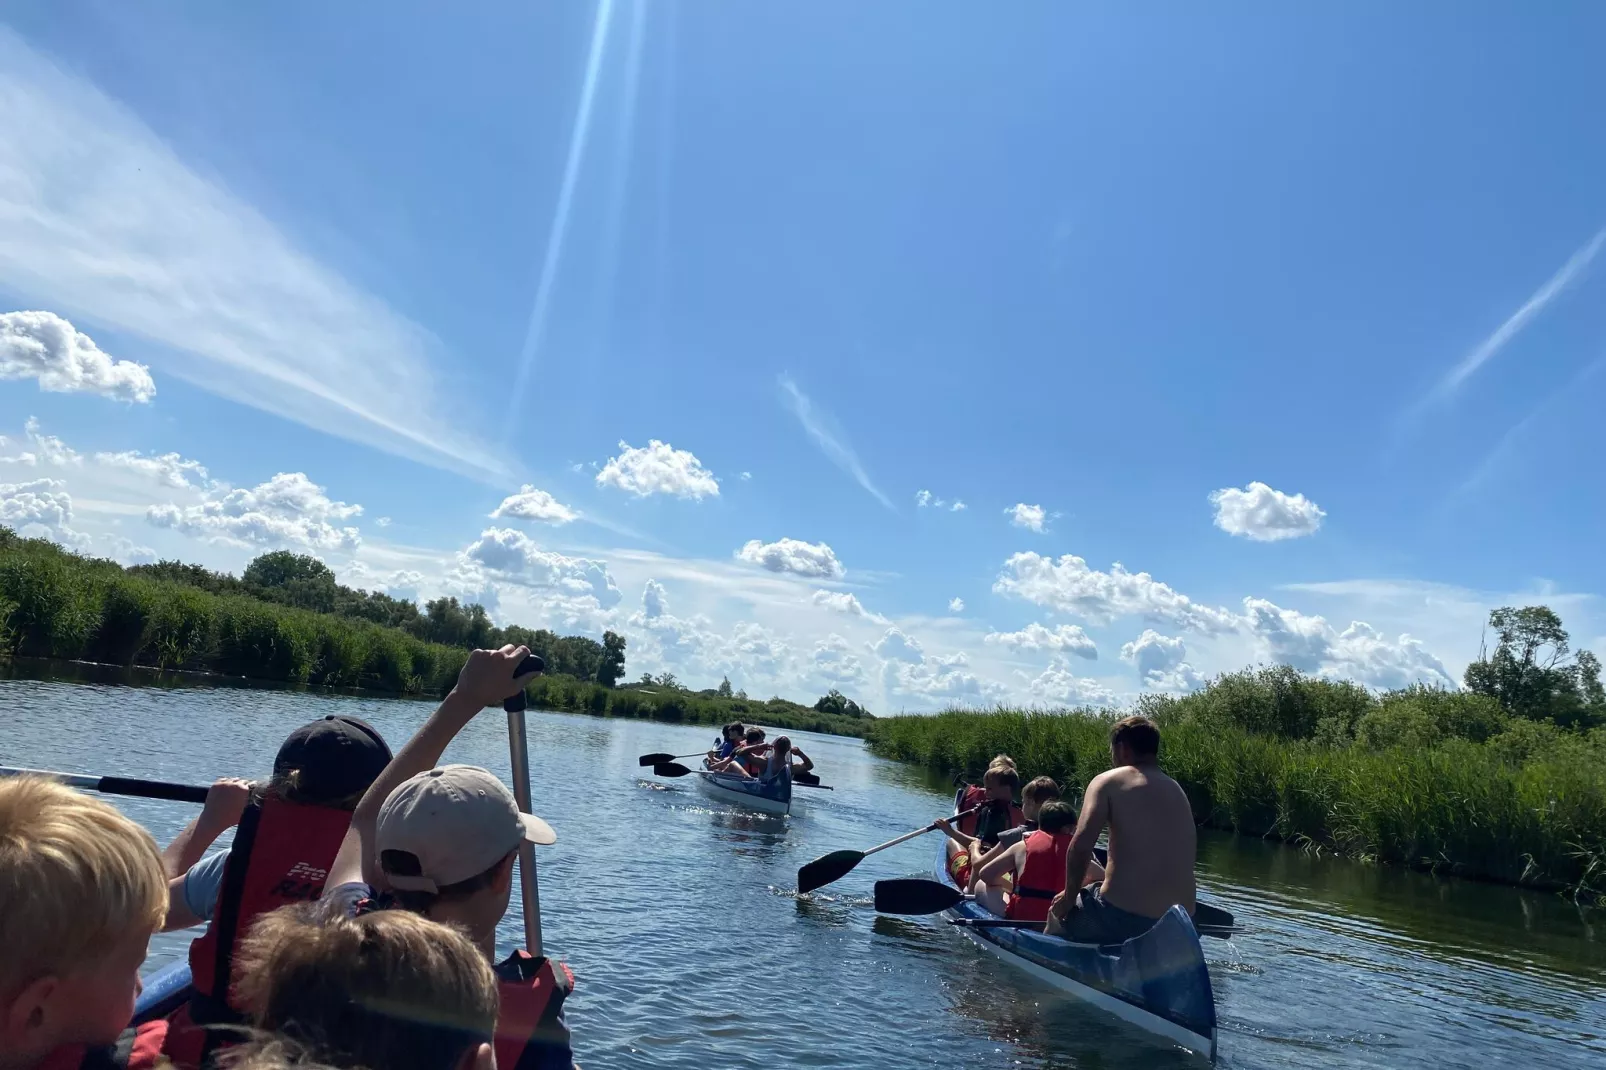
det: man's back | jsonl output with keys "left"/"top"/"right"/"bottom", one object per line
{"left": 1099, "top": 764, "right": 1196, "bottom": 919}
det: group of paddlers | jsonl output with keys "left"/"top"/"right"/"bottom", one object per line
{"left": 704, "top": 721, "right": 814, "bottom": 783}
{"left": 0, "top": 645, "right": 571, "bottom": 1070}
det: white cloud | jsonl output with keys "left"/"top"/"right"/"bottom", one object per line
{"left": 995, "top": 552, "right": 1239, "bottom": 634}
{"left": 950, "top": 500, "right": 967, "bottom": 512}
{"left": 916, "top": 489, "right": 934, "bottom": 507}
{"left": 739, "top": 471, "right": 752, "bottom": 481}
{"left": 0, "top": 417, "right": 83, "bottom": 467}
{"left": 0, "top": 477, "right": 84, "bottom": 544}
{"left": 375, "top": 517, "right": 392, "bottom": 528}
{"left": 1026, "top": 656, "right": 1116, "bottom": 708}
{"left": 1210, "top": 482, "right": 1325, "bottom": 542}
{"left": 490, "top": 485, "right": 578, "bottom": 524}
{"left": 949, "top": 597, "right": 965, "bottom": 613}
{"left": 1240, "top": 598, "right": 1453, "bottom": 689}
{"left": 94, "top": 447, "right": 210, "bottom": 489}
{"left": 779, "top": 376, "right": 893, "bottom": 510}
{"left": 917, "top": 489, "right": 968, "bottom": 512}
{"left": 736, "top": 538, "right": 844, "bottom": 579}
{"left": 1119, "top": 629, "right": 1206, "bottom": 692}
{"left": 0, "top": 310, "right": 155, "bottom": 403}
{"left": 146, "top": 472, "right": 362, "bottom": 552}
{"left": 811, "top": 588, "right": 888, "bottom": 624}
{"left": 872, "top": 627, "right": 925, "bottom": 664}
{"left": 104, "top": 534, "right": 156, "bottom": 565}
{"left": 0, "top": 33, "right": 504, "bottom": 478}
{"left": 985, "top": 622, "right": 1098, "bottom": 659}
{"left": 813, "top": 634, "right": 868, "bottom": 686}
{"left": 1007, "top": 503, "right": 1047, "bottom": 532}
{"left": 595, "top": 440, "right": 719, "bottom": 499}
{"left": 461, "top": 527, "right": 622, "bottom": 607}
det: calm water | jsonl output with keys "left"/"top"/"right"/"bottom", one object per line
{"left": 3, "top": 678, "right": 1602, "bottom": 1069}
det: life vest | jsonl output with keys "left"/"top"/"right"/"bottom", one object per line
{"left": 1004, "top": 829, "right": 1072, "bottom": 922}
{"left": 493, "top": 950, "right": 576, "bottom": 1070}
{"left": 162, "top": 797, "right": 355, "bottom": 1069}
{"left": 740, "top": 745, "right": 770, "bottom": 777}
{"left": 954, "top": 787, "right": 1024, "bottom": 845}
{"left": 37, "top": 1020, "right": 168, "bottom": 1070}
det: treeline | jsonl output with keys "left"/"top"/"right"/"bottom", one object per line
{"left": 522, "top": 674, "right": 873, "bottom": 738}
{"left": 0, "top": 533, "right": 622, "bottom": 696}
{"left": 868, "top": 606, "right": 1606, "bottom": 897}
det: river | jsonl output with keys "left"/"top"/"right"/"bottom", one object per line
{"left": 3, "top": 678, "right": 1601, "bottom": 1069}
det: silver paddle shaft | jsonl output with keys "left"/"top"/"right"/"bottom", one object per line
{"left": 506, "top": 709, "right": 543, "bottom": 956}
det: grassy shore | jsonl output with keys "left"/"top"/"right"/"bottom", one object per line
{"left": 522, "top": 675, "right": 872, "bottom": 738}
{"left": 866, "top": 671, "right": 1606, "bottom": 897}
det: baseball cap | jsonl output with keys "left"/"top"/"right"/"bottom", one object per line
{"left": 274, "top": 715, "right": 393, "bottom": 802}
{"left": 375, "top": 765, "right": 557, "bottom": 893}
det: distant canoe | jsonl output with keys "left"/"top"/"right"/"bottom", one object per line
{"left": 696, "top": 764, "right": 793, "bottom": 816}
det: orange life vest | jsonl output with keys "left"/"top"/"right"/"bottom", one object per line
{"left": 493, "top": 950, "right": 576, "bottom": 1070}
{"left": 37, "top": 1020, "right": 168, "bottom": 1070}
{"left": 162, "top": 797, "right": 355, "bottom": 1069}
{"left": 1004, "top": 829, "right": 1072, "bottom": 922}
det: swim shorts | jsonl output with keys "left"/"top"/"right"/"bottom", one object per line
{"left": 1053, "top": 885, "right": 1158, "bottom": 945}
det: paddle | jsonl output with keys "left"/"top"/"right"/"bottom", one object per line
{"left": 639, "top": 750, "right": 709, "bottom": 767}
{"left": 502, "top": 653, "right": 547, "bottom": 955}
{"left": 796, "top": 807, "right": 982, "bottom": 895}
{"left": 0, "top": 765, "right": 210, "bottom": 804}
{"left": 874, "top": 878, "right": 1237, "bottom": 936}
{"left": 653, "top": 762, "right": 833, "bottom": 789}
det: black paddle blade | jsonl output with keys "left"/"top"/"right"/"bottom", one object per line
{"left": 796, "top": 850, "right": 864, "bottom": 894}
{"left": 652, "top": 762, "right": 694, "bottom": 778}
{"left": 639, "top": 752, "right": 677, "bottom": 767}
{"left": 1195, "top": 902, "right": 1235, "bottom": 930}
{"left": 793, "top": 769, "right": 821, "bottom": 786}
{"left": 874, "top": 878, "right": 966, "bottom": 916}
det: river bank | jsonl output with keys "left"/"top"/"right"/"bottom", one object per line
{"left": 866, "top": 702, "right": 1606, "bottom": 898}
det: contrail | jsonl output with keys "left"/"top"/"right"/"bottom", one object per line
{"left": 779, "top": 375, "right": 895, "bottom": 511}
{"left": 504, "top": 0, "right": 617, "bottom": 430}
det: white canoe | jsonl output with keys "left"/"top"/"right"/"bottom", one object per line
{"left": 695, "top": 765, "right": 793, "bottom": 816}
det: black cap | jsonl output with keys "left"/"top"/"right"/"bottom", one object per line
{"left": 274, "top": 715, "right": 393, "bottom": 802}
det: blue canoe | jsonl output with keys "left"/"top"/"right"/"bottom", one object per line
{"left": 935, "top": 837, "right": 1217, "bottom": 1060}
{"left": 132, "top": 960, "right": 192, "bottom": 1025}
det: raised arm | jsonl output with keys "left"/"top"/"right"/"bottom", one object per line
{"left": 328, "top": 645, "right": 539, "bottom": 890}
{"left": 160, "top": 777, "right": 252, "bottom": 878}
{"left": 791, "top": 747, "right": 814, "bottom": 772}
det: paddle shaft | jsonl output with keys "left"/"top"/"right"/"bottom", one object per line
{"left": 862, "top": 805, "right": 981, "bottom": 859}
{"left": 503, "top": 653, "right": 545, "bottom": 956}
{"left": 0, "top": 765, "right": 209, "bottom": 804}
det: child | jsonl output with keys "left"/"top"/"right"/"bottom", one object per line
{"left": 938, "top": 762, "right": 1024, "bottom": 890}
{"left": 708, "top": 727, "right": 768, "bottom": 775}
{"left": 973, "top": 799, "right": 1090, "bottom": 921}
{"left": 231, "top": 905, "right": 498, "bottom": 1070}
{"left": 0, "top": 776, "right": 168, "bottom": 1070}
{"left": 161, "top": 717, "right": 392, "bottom": 1070}
{"left": 707, "top": 722, "right": 746, "bottom": 763}
{"left": 721, "top": 735, "right": 813, "bottom": 782}
{"left": 935, "top": 775, "right": 1064, "bottom": 898}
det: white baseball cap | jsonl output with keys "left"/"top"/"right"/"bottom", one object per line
{"left": 375, "top": 764, "right": 556, "bottom": 893}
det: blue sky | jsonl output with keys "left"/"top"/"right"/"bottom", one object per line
{"left": 1, "top": 2, "right": 1603, "bottom": 711}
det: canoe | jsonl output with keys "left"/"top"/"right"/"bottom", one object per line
{"left": 936, "top": 832, "right": 1217, "bottom": 1060}
{"left": 695, "top": 762, "right": 793, "bottom": 816}
{"left": 132, "top": 960, "right": 192, "bottom": 1024}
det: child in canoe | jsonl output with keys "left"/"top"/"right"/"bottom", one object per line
{"left": 720, "top": 735, "right": 813, "bottom": 783}
{"left": 708, "top": 726, "right": 769, "bottom": 775}
{"left": 936, "top": 759, "right": 1024, "bottom": 889}
{"left": 972, "top": 799, "right": 1099, "bottom": 921}
{"left": 935, "top": 775, "right": 1069, "bottom": 898}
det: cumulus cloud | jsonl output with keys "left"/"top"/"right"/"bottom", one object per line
{"left": 1240, "top": 598, "right": 1452, "bottom": 689}
{"left": 596, "top": 440, "right": 719, "bottom": 499}
{"left": 104, "top": 535, "right": 156, "bottom": 565}
{"left": 1007, "top": 503, "right": 1047, "bottom": 532}
{"left": 1119, "top": 630, "right": 1206, "bottom": 692}
{"left": 0, "top": 417, "right": 83, "bottom": 467}
{"left": 94, "top": 447, "right": 210, "bottom": 489}
{"left": 872, "top": 627, "right": 925, "bottom": 664}
{"left": 995, "top": 552, "right": 1239, "bottom": 634}
{"left": 1026, "top": 656, "right": 1116, "bottom": 708}
{"left": 985, "top": 622, "right": 1098, "bottom": 659}
{"left": 813, "top": 633, "right": 868, "bottom": 685}
{"left": 867, "top": 626, "right": 999, "bottom": 704}
{"left": 949, "top": 597, "right": 965, "bottom": 613}
{"left": 461, "top": 527, "right": 622, "bottom": 607}
{"left": 1210, "top": 482, "right": 1325, "bottom": 541}
{"left": 811, "top": 589, "right": 888, "bottom": 623}
{"left": 491, "top": 485, "right": 578, "bottom": 524}
{"left": 916, "top": 490, "right": 967, "bottom": 511}
{"left": 0, "top": 311, "right": 155, "bottom": 403}
{"left": 736, "top": 538, "right": 844, "bottom": 579}
{"left": 0, "top": 477, "right": 89, "bottom": 548}
{"left": 147, "top": 472, "right": 362, "bottom": 551}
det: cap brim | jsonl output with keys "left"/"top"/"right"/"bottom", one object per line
{"left": 519, "top": 813, "right": 557, "bottom": 846}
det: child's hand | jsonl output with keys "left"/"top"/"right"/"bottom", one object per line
{"left": 453, "top": 645, "right": 539, "bottom": 709}
{"left": 198, "top": 777, "right": 253, "bottom": 832}
{"left": 931, "top": 817, "right": 954, "bottom": 833}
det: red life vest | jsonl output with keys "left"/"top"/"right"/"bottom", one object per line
{"left": 740, "top": 745, "right": 770, "bottom": 777}
{"left": 1004, "top": 829, "right": 1072, "bottom": 922}
{"left": 955, "top": 787, "right": 1024, "bottom": 843}
{"left": 493, "top": 950, "right": 576, "bottom": 1070}
{"left": 162, "top": 797, "right": 354, "bottom": 1070}
{"left": 37, "top": 1020, "right": 168, "bottom": 1070}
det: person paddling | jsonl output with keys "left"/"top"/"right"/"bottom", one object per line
{"left": 721, "top": 735, "right": 812, "bottom": 783}
{"left": 1046, "top": 715, "right": 1197, "bottom": 944}
{"left": 971, "top": 800, "right": 1083, "bottom": 921}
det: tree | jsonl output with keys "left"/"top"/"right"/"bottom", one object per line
{"left": 814, "top": 688, "right": 868, "bottom": 718}
{"left": 596, "top": 631, "right": 627, "bottom": 688}
{"left": 1464, "top": 606, "right": 1604, "bottom": 729}
{"left": 242, "top": 551, "right": 338, "bottom": 613}
{"left": 717, "top": 675, "right": 733, "bottom": 698}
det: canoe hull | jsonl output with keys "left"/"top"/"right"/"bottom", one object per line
{"left": 936, "top": 836, "right": 1217, "bottom": 1061}
{"left": 695, "top": 767, "right": 792, "bottom": 816}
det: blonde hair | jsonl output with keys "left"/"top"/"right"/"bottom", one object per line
{"left": 987, "top": 754, "right": 1017, "bottom": 771}
{"left": 0, "top": 776, "right": 166, "bottom": 999}
{"left": 235, "top": 905, "right": 497, "bottom": 1070}
{"left": 982, "top": 765, "right": 1020, "bottom": 792}
{"left": 219, "top": 1037, "right": 343, "bottom": 1070}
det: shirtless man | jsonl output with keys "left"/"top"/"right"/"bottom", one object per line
{"left": 1045, "top": 715, "right": 1196, "bottom": 944}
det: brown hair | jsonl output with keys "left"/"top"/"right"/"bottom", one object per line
{"left": 1110, "top": 715, "right": 1161, "bottom": 759}
{"left": 0, "top": 776, "right": 166, "bottom": 999}
{"left": 743, "top": 727, "right": 766, "bottom": 744}
{"left": 378, "top": 849, "right": 513, "bottom": 917}
{"left": 236, "top": 905, "right": 497, "bottom": 1070}
{"left": 1022, "top": 776, "right": 1061, "bottom": 806}
{"left": 723, "top": 721, "right": 745, "bottom": 740}
{"left": 982, "top": 766, "right": 1021, "bottom": 792}
{"left": 251, "top": 769, "right": 365, "bottom": 812}
{"left": 1036, "top": 799, "right": 1077, "bottom": 834}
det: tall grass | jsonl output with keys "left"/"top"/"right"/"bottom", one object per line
{"left": 867, "top": 697, "right": 1606, "bottom": 896}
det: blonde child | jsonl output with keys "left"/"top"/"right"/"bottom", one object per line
{"left": 0, "top": 776, "right": 168, "bottom": 1070}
